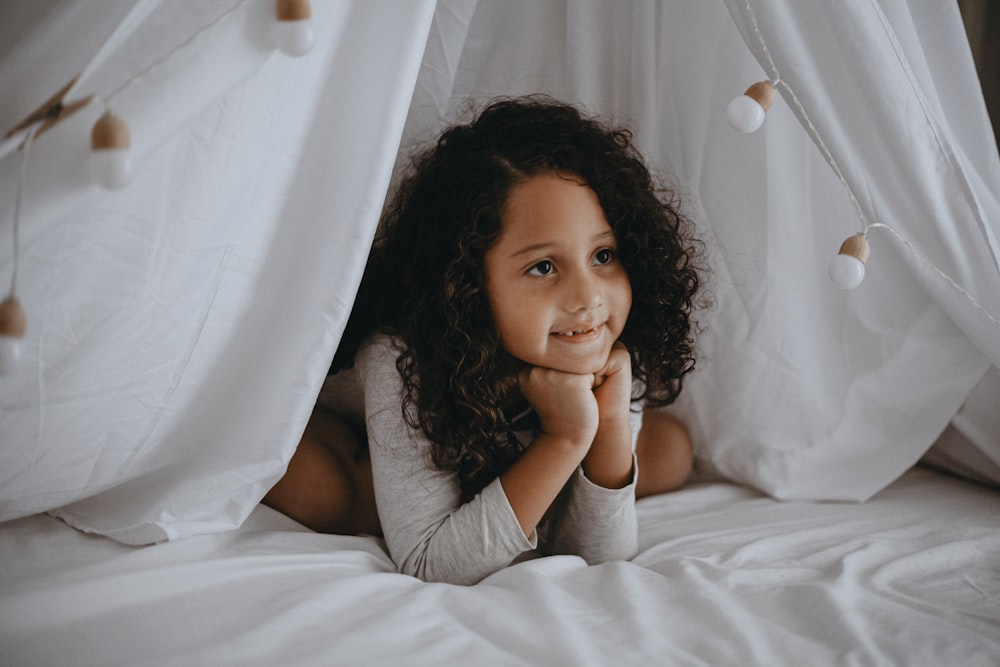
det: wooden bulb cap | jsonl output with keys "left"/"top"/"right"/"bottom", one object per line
{"left": 0, "top": 297, "right": 26, "bottom": 338}
{"left": 744, "top": 81, "right": 776, "bottom": 112}
{"left": 276, "top": 0, "right": 311, "bottom": 21}
{"left": 91, "top": 111, "right": 131, "bottom": 150}
{"left": 838, "top": 234, "right": 870, "bottom": 264}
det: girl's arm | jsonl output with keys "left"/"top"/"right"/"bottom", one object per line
{"left": 503, "top": 342, "right": 635, "bottom": 537}
{"left": 360, "top": 336, "right": 538, "bottom": 585}
{"left": 582, "top": 342, "right": 635, "bottom": 488}
{"left": 501, "top": 366, "right": 599, "bottom": 537}
{"left": 359, "top": 335, "right": 635, "bottom": 584}
{"left": 543, "top": 342, "right": 640, "bottom": 562}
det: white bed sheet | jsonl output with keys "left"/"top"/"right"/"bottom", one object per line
{"left": 1, "top": 467, "right": 997, "bottom": 666}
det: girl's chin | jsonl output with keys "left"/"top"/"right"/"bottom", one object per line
{"left": 504, "top": 344, "right": 611, "bottom": 376}
{"left": 536, "top": 352, "right": 609, "bottom": 376}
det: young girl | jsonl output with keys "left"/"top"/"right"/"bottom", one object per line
{"left": 264, "top": 97, "right": 703, "bottom": 585}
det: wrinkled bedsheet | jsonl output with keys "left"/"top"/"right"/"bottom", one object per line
{"left": 1, "top": 467, "right": 998, "bottom": 666}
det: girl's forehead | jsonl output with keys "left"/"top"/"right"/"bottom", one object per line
{"left": 494, "top": 172, "right": 613, "bottom": 248}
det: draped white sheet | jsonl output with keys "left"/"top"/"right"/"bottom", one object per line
{"left": 0, "top": 0, "right": 997, "bottom": 545}
{"left": 0, "top": 0, "right": 436, "bottom": 542}
{"left": 395, "top": 0, "right": 999, "bottom": 500}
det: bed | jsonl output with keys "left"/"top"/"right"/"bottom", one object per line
{"left": 2, "top": 1, "right": 999, "bottom": 665}
{"left": 1, "top": 467, "right": 997, "bottom": 665}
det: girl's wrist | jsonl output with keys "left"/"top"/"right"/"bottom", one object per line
{"left": 585, "top": 418, "right": 634, "bottom": 485}
{"left": 539, "top": 424, "right": 597, "bottom": 451}
{"left": 594, "top": 414, "right": 631, "bottom": 440}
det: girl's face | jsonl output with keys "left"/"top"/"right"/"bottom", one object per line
{"left": 483, "top": 171, "right": 632, "bottom": 375}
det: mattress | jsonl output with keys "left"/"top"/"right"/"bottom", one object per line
{"left": 2, "top": 466, "right": 997, "bottom": 666}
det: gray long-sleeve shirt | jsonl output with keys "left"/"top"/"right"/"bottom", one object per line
{"left": 324, "top": 334, "right": 640, "bottom": 585}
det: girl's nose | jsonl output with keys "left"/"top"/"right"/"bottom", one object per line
{"left": 564, "top": 268, "right": 602, "bottom": 312}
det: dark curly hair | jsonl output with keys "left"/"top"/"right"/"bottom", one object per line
{"left": 332, "top": 96, "right": 703, "bottom": 497}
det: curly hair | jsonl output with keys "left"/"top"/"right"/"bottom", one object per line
{"left": 332, "top": 96, "right": 703, "bottom": 497}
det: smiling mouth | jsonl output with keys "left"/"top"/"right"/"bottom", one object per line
{"left": 552, "top": 323, "right": 604, "bottom": 338}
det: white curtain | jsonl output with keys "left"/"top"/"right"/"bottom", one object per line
{"left": 0, "top": 0, "right": 996, "bottom": 545}
{"left": 718, "top": 0, "right": 1000, "bottom": 493}
{"left": 0, "top": 0, "right": 435, "bottom": 542}
{"left": 400, "top": 0, "right": 999, "bottom": 500}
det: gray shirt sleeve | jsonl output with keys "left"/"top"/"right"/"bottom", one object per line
{"left": 544, "top": 456, "right": 640, "bottom": 563}
{"left": 355, "top": 334, "right": 639, "bottom": 585}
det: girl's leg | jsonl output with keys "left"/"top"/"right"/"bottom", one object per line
{"left": 263, "top": 408, "right": 381, "bottom": 535}
{"left": 635, "top": 410, "right": 693, "bottom": 498}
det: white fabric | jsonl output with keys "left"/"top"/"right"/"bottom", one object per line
{"left": 399, "top": 0, "right": 996, "bottom": 503}
{"left": 924, "top": 365, "right": 1000, "bottom": 486}
{"left": 1, "top": 0, "right": 998, "bottom": 545}
{"left": 721, "top": 0, "right": 1000, "bottom": 491}
{"left": 0, "top": 0, "right": 436, "bottom": 542}
{"left": 1, "top": 469, "right": 997, "bottom": 665}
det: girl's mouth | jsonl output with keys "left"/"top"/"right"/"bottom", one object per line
{"left": 551, "top": 323, "right": 603, "bottom": 339}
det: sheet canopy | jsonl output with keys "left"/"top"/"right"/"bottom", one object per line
{"left": 0, "top": 0, "right": 998, "bottom": 545}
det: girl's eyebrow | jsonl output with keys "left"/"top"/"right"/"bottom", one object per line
{"left": 509, "top": 242, "right": 555, "bottom": 259}
{"left": 509, "top": 230, "right": 616, "bottom": 259}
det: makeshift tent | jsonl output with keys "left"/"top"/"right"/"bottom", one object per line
{"left": 1, "top": 1, "right": 998, "bottom": 664}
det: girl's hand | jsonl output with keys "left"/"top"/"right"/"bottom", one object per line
{"left": 518, "top": 365, "right": 599, "bottom": 447}
{"left": 591, "top": 342, "right": 632, "bottom": 425}
{"left": 584, "top": 342, "right": 635, "bottom": 489}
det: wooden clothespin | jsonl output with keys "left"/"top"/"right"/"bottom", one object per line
{"left": 3, "top": 76, "right": 93, "bottom": 146}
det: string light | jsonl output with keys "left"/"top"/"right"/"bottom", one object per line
{"left": 0, "top": 127, "right": 36, "bottom": 375}
{"left": 735, "top": 0, "right": 878, "bottom": 290}
{"left": 80, "top": 0, "right": 315, "bottom": 189}
{"left": 274, "top": 0, "right": 315, "bottom": 57}
{"left": 3, "top": 0, "right": 318, "bottom": 191}
{"left": 0, "top": 298, "right": 26, "bottom": 374}
{"left": 726, "top": 80, "right": 776, "bottom": 133}
{"left": 734, "top": 0, "right": 1000, "bottom": 339}
{"left": 828, "top": 233, "right": 870, "bottom": 290}
{"left": 89, "top": 110, "right": 133, "bottom": 190}
{"left": 0, "top": 0, "right": 321, "bottom": 375}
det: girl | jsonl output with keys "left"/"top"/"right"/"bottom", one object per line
{"left": 264, "top": 97, "right": 703, "bottom": 585}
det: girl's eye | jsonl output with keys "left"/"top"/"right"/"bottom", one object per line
{"left": 593, "top": 248, "right": 616, "bottom": 265}
{"left": 528, "top": 260, "right": 554, "bottom": 276}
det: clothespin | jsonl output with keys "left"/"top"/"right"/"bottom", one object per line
{"left": 3, "top": 76, "right": 93, "bottom": 146}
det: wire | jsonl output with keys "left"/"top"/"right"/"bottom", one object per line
{"left": 869, "top": 223, "right": 1000, "bottom": 327}
{"left": 743, "top": 0, "right": 871, "bottom": 232}
{"left": 741, "top": 0, "right": 998, "bottom": 329}
{"left": 8, "top": 125, "right": 38, "bottom": 299}
{"left": 99, "top": 0, "right": 250, "bottom": 109}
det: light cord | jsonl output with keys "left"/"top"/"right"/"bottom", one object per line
{"left": 742, "top": 0, "right": 998, "bottom": 328}
{"left": 6, "top": 1, "right": 251, "bottom": 296}
{"left": 869, "top": 223, "right": 1000, "bottom": 327}
{"left": 97, "top": 0, "right": 250, "bottom": 110}
{"left": 8, "top": 125, "right": 38, "bottom": 299}
{"left": 744, "top": 0, "right": 871, "bottom": 232}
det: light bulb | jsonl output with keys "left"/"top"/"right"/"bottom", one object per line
{"left": 0, "top": 336, "right": 23, "bottom": 375}
{"left": 274, "top": 20, "right": 314, "bottom": 56}
{"left": 828, "top": 253, "right": 866, "bottom": 289}
{"left": 726, "top": 81, "right": 776, "bottom": 134}
{"left": 90, "top": 111, "right": 133, "bottom": 190}
{"left": 726, "top": 96, "right": 766, "bottom": 133}
{"left": 274, "top": 0, "right": 314, "bottom": 56}
{"left": 828, "top": 234, "right": 870, "bottom": 289}
{"left": 0, "top": 297, "right": 26, "bottom": 375}
{"left": 89, "top": 148, "right": 133, "bottom": 190}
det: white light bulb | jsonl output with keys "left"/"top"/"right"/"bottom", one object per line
{"left": 274, "top": 19, "right": 315, "bottom": 56}
{"left": 89, "top": 148, "right": 133, "bottom": 190}
{"left": 828, "top": 253, "right": 866, "bottom": 289}
{"left": 726, "top": 95, "right": 766, "bottom": 133}
{"left": 0, "top": 336, "right": 22, "bottom": 375}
